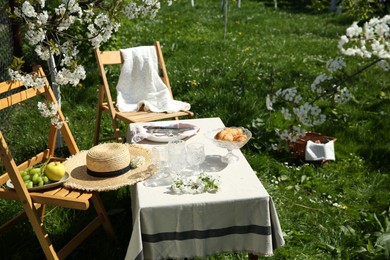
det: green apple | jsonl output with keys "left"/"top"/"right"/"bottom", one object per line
{"left": 44, "top": 162, "right": 66, "bottom": 181}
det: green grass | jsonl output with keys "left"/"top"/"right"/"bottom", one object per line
{"left": 1, "top": 0, "right": 389, "bottom": 259}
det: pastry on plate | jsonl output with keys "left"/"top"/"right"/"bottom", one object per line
{"left": 215, "top": 128, "right": 247, "bottom": 142}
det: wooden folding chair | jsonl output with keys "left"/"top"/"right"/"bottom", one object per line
{"left": 0, "top": 66, "right": 115, "bottom": 259}
{"left": 94, "top": 41, "right": 194, "bottom": 145}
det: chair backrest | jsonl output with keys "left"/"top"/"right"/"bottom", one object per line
{"left": 94, "top": 41, "right": 174, "bottom": 109}
{"left": 0, "top": 65, "right": 79, "bottom": 204}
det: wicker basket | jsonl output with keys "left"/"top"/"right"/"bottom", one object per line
{"left": 288, "top": 132, "right": 337, "bottom": 159}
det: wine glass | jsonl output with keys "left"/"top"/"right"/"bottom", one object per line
{"left": 168, "top": 140, "right": 187, "bottom": 178}
{"left": 186, "top": 143, "right": 206, "bottom": 175}
{"left": 205, "top": 127, "right": 252, "bottom": 164}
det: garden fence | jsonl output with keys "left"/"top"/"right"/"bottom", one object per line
{"left": 0, "top": 0, "right": 14, "bottom": 131}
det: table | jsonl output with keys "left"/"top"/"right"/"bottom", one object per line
{"left": 125, "top": 118, "right": 284, "bottom": 259}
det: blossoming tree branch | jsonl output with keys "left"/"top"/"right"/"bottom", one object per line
{"left": 7, "top": 0, "right": 172, "bottom": 128}
{"left": 267, "top": 15, "right": 389, "bottom": 146}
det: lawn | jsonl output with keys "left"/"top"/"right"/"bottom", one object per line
{"left": 0, "top": 0, "right": 389, "bottom": 259}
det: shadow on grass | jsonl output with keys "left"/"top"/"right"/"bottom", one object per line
{"left": 0, "top": 188, "right": 133, "bottom": 259}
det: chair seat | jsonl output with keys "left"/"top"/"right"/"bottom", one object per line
{"left": 0, "top": 174, "right": 91, "bottom": 211}
{"left": 101, "top": 103, "right": 194, "bottom": 123}
{"left": 31, "top": 187, "right": 92, "bottom": 211}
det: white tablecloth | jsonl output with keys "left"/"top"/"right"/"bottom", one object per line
{"left": 125, "top": 118, "right": 284, "bottom": 259}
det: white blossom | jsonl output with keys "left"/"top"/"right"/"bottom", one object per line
{"left": 130, "top": 156, "right": 146, "bottom": 168}
{"left": 311, "top": 74, "right": 332, "bottom": 94}
{"left": 9, "top": 69, "right": 46, "bottom": 88}
{"left": 67, "top": 0, "right": 83, "bottom": 17}
{"left": 123, "top": 0, "right": 161, "bottom": 20}
{"left": 37, "top": 102, "right": 57, "bottom": 117}
{"left": 55, "top": 5, "right": 67, "bottom": 16}
{"left": 281, "top": 107, "right": 291, "bottom": 120}
{"left": 87, "top": 13, "right": 120, "bottom": 48}
{"left": 294, "top": 94, "right": 302, "bottom": 104}
{"left": 38, "top": 0, "right": 45, "bottom": 8}
{"left": 339, "top": 15, "right": 390, "bottom": 60}
{"left": 21, "top": 1, "right": 37, "bottom": 18}
{"left": 57, "top": 15, "right": 76, "bottom": 31}
{"left": 37, "top": 11, "right": 48, "bottom": 26}
{"left": 277, "top": 129, "right": 290, "bottom": 141}
{"left": 55, "top": 65, "right": 86, "bottom": 86}
{"left": 266, "top": 94, "right": 274, "bottom": 111}
{"left": 276, "top": 127, "right": 305, "bottom": 142}
{"left": 326, "top": 57, "right": 346, "bottom": 72}
{"left": 334, "top": 87, "right": 352, "bottom": 104}
{"left": 293, "top": 103, "right": 326, "bottom": 127}
{"left": 59, "top": 42, "right": 79, "bottom": 66}
{"left": 37, "top": 102, "right": 68, "bottom": 129}
{"left": 25, "top": 27, "right": 46, "bottom": 45}
{"left": 377, "top": 60, "right": 390, "bottom": 70}
{"left": 346, "top": 22, "right": 362, "bottom": 37}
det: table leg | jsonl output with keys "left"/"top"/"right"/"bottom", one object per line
{"left": 248, "top": 253, "right": 259, "bottom": 260}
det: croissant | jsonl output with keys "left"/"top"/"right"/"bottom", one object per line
{"left": 215, "top": 128, "right": 247, "bottom": 142}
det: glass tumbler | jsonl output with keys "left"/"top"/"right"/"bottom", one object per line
{"left": 186, "top": 143, "right": 206, "bottom": 175}
{"left": 168, "top": 140, "right": 187, "bottom": 178}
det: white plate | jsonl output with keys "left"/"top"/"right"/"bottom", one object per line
{"left": 6, "top": 172, "right": 69, "bottom": 191}
{"left": 145, "top": 123, "right": 199, "bottom": 143}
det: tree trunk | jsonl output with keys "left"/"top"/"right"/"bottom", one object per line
{"left": 47, "top": 55, "right": 63, "bottom": 149}
{"left": 330, "top": 0, "right": 337, "bottom": 12}
{"left": 222, "top": 0, "right": 228, "bottom": 39}
{"left": 9, "top": 0, "right": 23, "bottom": 59}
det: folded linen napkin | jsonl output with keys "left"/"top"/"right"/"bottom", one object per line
{"left": 116, "top": 46, "right": 191, "bottom": 113}
{"left": 305, "top": 140, "right": 335, "bottom": 161}
{"left": 127, "top": 122, "right": 200, "bottom": 143}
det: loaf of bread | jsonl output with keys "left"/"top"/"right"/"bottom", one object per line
{"left": 215, "top": 128, "right": 247, "bottom": 142}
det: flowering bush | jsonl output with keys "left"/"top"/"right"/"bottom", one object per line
{"left": 266, "top": 15, "right": 389, "bottom": 148}
{"left": 8, "top": 0, "right": 173, "bottom": 87}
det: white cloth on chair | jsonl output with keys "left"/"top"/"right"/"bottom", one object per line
{"left": 116, "top": 46, "right": 191, "bottom": 113}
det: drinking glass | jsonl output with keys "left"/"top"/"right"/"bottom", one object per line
{"left": 144, "top": 146, "right": 170, "bottom": 187}
{"left": 186, "top": 143, "right": 206, "bottom": 175}
{"left": 168, "top": 140, "right": 187, "bottom": 178}
{"left": 152, "top": 146, "right": 170, "bottom": 177}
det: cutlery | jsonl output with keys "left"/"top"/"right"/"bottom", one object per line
{"left": 144, "top": 126, "right": 194, "bottom": 135}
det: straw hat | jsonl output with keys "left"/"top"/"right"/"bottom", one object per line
{"left": 63, "top": 143, "right": 155, "bottom": 191}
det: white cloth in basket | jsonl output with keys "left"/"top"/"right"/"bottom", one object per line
{"left": 305, "top": 140, "right": 335, "bottom": 161}
{"left": 116, "top": 46, "right": 190, "bottom": 113}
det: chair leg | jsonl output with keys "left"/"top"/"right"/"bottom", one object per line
{"left": 91, "top": 192, "right": 116, "bottom": 241}
{"left": 57, "top": 216, "right": 102, "bottom": 259}
{"left": 56, "top": 193, "right": 115, "bottom": 259}
{"left": 0, "top": 205, "right": 58, "bottom": 259}
{"left": 94, "top": 106, "right": 103, "bottom": 145}
{"left": 26, "top": 207, "right": 59, "bottom": 260}
{"left": 112, "top": 118, "right": 123, "bottom": 143}
{"left": 54, "top": 193, "right": 116, "bottom": 259}
{"left": 37, "top": 203, "right": 46, "bottom": 222}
